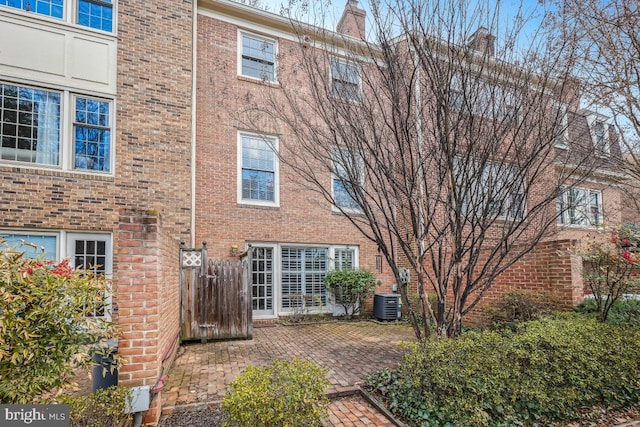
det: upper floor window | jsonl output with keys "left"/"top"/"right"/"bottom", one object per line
{"left": 331, "top": 146, "right": 363, "bottom": 212}
{"left": 556, "top": 187, "right": 602, "bottom": 227}
{"left": 0, "top": 0, "right": 113, "bottom": 32}
{"left": 0, "top": 0, "right": 63, "bottom": 17}
{"left": 331, "top": 59, "right": 361, "bottom": 101}
{"left": 455, "top": 158, "right": 526, "bottom": 221}
{"left": 0, "top": 82, "right": 113, "bottom": 173}
{"left": 552, "top": 102, "right": 568, "bottom": 149}
{"left": 238, "top": 133, "right": 279, "bottom": 206}
{"left": 239, "top": 32, "right": 276, "bottom": 82}
{"left": 77, "top": 0, "right": 113, "bottom": 32}
{"left": 73, "top": 96, "right": 111, "bottom": 171}
{"left": 593, "top": 120, "right": 609, "bottom": 153}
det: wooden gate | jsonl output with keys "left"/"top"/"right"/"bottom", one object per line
{"left": 180, "top": 244, "right": 252, "bottom": 341}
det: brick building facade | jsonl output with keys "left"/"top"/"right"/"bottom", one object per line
{"left": 0, "top": 0, "right": 632, "bottom": 424}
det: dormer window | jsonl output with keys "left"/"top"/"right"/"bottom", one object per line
{"left": 585, "top": 112, "right": 610, "bottom": 155}
{"left": 552, "top": 102, "right": 568, "bottom": 149}
{"left": 593, "top": 120, "right": 608, "bottom": 153}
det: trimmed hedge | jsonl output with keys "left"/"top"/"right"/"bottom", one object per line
{"left": 365, "top": 314, "right": 640, "bottom": 426}
{"left": 223, "top": 358, "right": 329, "bottom": 427}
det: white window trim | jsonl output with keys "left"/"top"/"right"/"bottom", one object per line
{"left": 0, "top": 81, "right": 115, "bottom": 175}
{"left": 455, "top": 157, "right": 526, "bottom": 221}
{"left": 330, "top": 58, "right": 362, "bottom": 102}
{"left": 0, "top": 229, "right": 113, "bottom": 319}
{"left": 557, "top": 187, "right": 602, "bottom": 228}
{"left": 331, "top": 146, "right": 364, "bottom": 213}
{"left": 247, "top": 242, "right": 359, "bottom": 320}
{"left": 0, "top": 0, "right": 117, "bottom": 34}
{"left": 586, "top": 113, "right": 610, "bottom": 155}
{"left": 237, "top": 132, "right": 280, "bottom": 207}
{"left": 553, "top": 102, "right": 568, "bottom": 149}
{"left": 237, "top": 29, "right": 278, "bottom": 83}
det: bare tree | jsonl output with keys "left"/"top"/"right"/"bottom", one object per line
{"left": 237, "top": 0, "right": 599, "bottom": 337}
{"left": 555, "top": 0, "right": 640, "bottom": 210}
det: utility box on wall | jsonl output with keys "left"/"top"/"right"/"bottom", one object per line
{"left": 373, "top": 293, "right": 401, "bottom": 321}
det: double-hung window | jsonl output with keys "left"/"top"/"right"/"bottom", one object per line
{"left": 0, "top": 82, "right": 113, "bottom": 173}
{"left": 0, "top": 84, "right": 60, "bottom": 165}
{"left": 332, "top": 146, "right": 363, "bottom": 212}
{"left": 552, "top": 102, "right": 568, "bottom": 149}
{"left": 331, "top": 59, "right": 361, "bottom": 101}
{"left": 239, "top": 32, "right": 276, "bottom": 82}
{"left": 73, "top": 96, "right": 111, "bottom": 171}
{"left": 557, "top": 187, "right": 602, "bottom": 227}
{"left": 0, "top": 0, "right": 63, "bottom": 18}
{"left": 0, "top": 0, "right": 114, "bottom": 32}
{"left": 238, "top": 133, "right": 278, "bottom": 206}
{"left": 593, "top": 120, "right": 609, "bottom": 153}
{"left": 455, "top": 158, "right": 526, "bottom": 220}
{"left": 77, "top": 0, "right": 113, "bottom": 32}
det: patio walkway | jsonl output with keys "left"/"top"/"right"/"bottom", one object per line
{"left": 160, "top": 321, "right": 416, "bottom": 425}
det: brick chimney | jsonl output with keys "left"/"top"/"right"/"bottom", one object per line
{"left": 337, "top": 0, "right": 366, "bottom": 40}
{"left": 467, "top": 27, "right": 496, "bottom": 56}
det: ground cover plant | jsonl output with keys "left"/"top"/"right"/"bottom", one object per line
{"left": 60, "top": 386, "right": 133, "bottom": 427}
{"left": 575, "top": 297, "right": 640, "bottom": 327}
{"left": 365, "top": 314, "right": 640, "bottom": 426}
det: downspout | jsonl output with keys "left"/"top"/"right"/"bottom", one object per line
{"left": 190, "top": 0, "right": 199, "bottom": 247}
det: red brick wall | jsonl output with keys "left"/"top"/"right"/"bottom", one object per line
{"left": 1, "top": 1, "right": 193, "bottom": 424}
{"left": 195, "top": 14, "right": 396, "bottom": 293}
{"left": 463, "top": 239, "right": 583, "bottom": 325}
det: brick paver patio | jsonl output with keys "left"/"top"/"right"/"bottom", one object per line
{"left": 160, "top": 321, "right": 416, "bottom": 424}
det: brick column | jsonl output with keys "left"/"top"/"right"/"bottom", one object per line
{"left": 116, "top": 209, "right": 163, "bottom": 424}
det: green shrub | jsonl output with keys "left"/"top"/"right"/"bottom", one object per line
{"left": 486, "top": 289, "right": 555, "bottom": 327}
{"left": 60, "top": 386, "right": 133, "bottom": 427}
{"left": 323, "top": 269, "right": 378, "bottom": 318}
{"left": 365, "top": 314, "right": 640, "bottom": 426}
{"left": 0, "top": 243, "right": 119, "bottom": 403}
{"left": 576, "top": 297, "right": 640, "bottom": 327}
{"left": 223, "top": 358, "right": 329, "bottom": 427}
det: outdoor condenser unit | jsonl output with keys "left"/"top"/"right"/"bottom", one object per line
{"left": 374, "top": 293, "right": 401, "bottom": 321}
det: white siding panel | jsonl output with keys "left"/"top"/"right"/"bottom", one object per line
{"left": 0, "top": 11, "right": 116, "bottom": 95}
{"left": 0, "top": 20, "right": 66, "bottom": 76}
{"left": 70, "top": 37, "right": 110, "bottom": 85}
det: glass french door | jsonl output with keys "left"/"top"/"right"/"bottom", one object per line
{"left": 251, "top": 247, "right": 274, "bottom": 317}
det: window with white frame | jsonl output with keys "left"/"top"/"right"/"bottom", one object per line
{"left": 331, "top": 59, "right": 361, "bottom": 101}
{"left": 238, "top": 133, "right": 278, "bottom": 205}
{"left": 455, "top": 157, "right": 526, "bottom": 220}
{"left": 239, "top": 32, "right": 276, "bottom": 82}
{"left": 333, "top": 247, "right": 356, "bottom": 270}
{"left": 593, "top": 120, "right": 609, "bottom": 153}
{"left": 0, "top": 229, "right": 112, "bottom": 316}
{"left": 556, "top": 187, "right": 602, "bottom": 226}
{"left": 0, "top": 0, "right": 113, "bottom": 32}
{"left": 332, "top": 146, "right": 363, "bottom": 211}
{"left": 0, "top": 82, "right": 113, "bottom": 172}
{"left": 73, "top": 96, "right": 111, "bottom": 171}
{"left": 552, "top": 102, "right": 568, "bottom": 149}
{"left": 281, "top": 247, "right": 328, "bottom": 310}
{"left": 495, "top": 88, "right": 519, "bottom": 124}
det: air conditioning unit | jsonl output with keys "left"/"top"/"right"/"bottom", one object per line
{"left": 374, "top": 293, "right": 401, "bottom": 321}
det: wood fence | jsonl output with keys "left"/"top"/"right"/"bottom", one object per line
{"left": 180, "top": 245, "right": 252, "bottom": 341}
